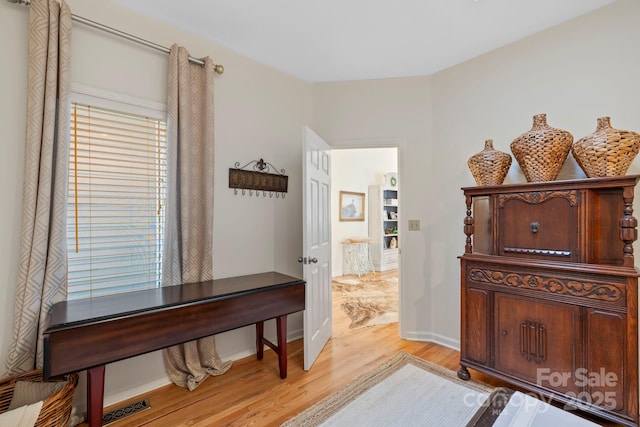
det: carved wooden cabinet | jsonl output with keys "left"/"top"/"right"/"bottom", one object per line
{"left": 458, "top": 176, "right": 640, "bottom": 426}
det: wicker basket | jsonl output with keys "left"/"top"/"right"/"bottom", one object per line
{"left": 0, "top": 370, "right": 78, "bottom": 427}
{"left": 510, "top": 113, "right": 573, "bottom": 182}
{"left": 572, "top": 117, "right": 640, "bottom": 178}
{"left": 467, "top": 139, "right": 512, "bottom": 186}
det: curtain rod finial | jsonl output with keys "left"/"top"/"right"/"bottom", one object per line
{"left": 214, "top": 64, "right": 224, "bottom": 75}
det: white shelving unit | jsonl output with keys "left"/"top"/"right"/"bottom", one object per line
{"left": 368, "top": 185, "right": 399, "bottom": 271}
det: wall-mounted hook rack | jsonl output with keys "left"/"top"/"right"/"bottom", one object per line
{"left": 229, "top": 158, "right": 288, "bottom": 198}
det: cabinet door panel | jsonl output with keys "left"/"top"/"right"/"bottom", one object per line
{"left": 472, "top": 196, "right": 492, "bottom": 255}
{"left": 495, "top": 293, "right": 580, "bottom": 394}
{"left": 464, "top": 288, "right": 489, "bottom": 365}
{"left": 589, "top": 190, "right": 625, "bottom": 266}
{"left": 586, "top": 309, "right": 625, "bottom": 412}
{"left": 499, "top": 194, "right": 578, "bottom": 262}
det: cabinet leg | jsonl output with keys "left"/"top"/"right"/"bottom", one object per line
{"left": 458, "top": 365, "right": 471, "bottom": 380}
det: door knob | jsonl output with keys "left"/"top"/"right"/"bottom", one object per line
{"left": 297, "top": 257, "right": 305, "bottom": 264}
{"left": 309, "top": 257, "right": 318, "bottom": 264}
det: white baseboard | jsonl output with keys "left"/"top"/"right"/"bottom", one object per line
{"left": 403, "top": 330, "right": 460, "bottom": 351}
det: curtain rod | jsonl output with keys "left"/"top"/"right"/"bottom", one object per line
{"left": 8, "top": 0, "right": 225, "bottom": 74}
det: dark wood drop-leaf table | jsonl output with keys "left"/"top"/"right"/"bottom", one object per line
{"left": 43, "top": 271, "right": 306, "bottom": 427}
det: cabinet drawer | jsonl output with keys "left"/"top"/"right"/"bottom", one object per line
{"left": 494, "top": 293, "right": 581, "bottom": 395}
{"left": 383, "top": 250, "right": 398, "bottom": 264}
{"left": 498, "top": 190, "right": 579, "bottom": 262}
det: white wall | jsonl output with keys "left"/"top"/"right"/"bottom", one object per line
{"left": 331, "top": 148, "right": 397, "bottom": 276}
{"left": 0, "top": 0, "right": 312, "bottom": 409}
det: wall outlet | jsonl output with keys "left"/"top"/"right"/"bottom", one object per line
{"left": 408, "top": 220, "right": 421, "bottom": 231}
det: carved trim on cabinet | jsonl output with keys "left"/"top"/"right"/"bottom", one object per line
{"left": 497, "top": 190, "right": 578, "bottom": 208}
{"left": 468, "top": 268, "right": 623, "bottom": 302}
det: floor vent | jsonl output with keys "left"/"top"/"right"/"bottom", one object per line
{"left": 102, "top": 398, "right": 151, "bottom": 426}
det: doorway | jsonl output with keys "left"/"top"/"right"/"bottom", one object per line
{"left": 330, "top": 146, "right": 400, "bottom": 335}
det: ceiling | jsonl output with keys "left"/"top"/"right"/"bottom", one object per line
{"left": 111, "top": 0, "right": 616, "bottom": 83}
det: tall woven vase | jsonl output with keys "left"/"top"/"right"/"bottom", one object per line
{"left": 571, "top": 117, "right": 640, "bottom": 177}
{"left": 467, "top": 139, "right": 512, "bottom": 186}
{"left": 510, "top": 113, "right": 573, "bottom": 182}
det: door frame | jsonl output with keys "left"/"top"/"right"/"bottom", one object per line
{"left": 329, "top": 137, "right": 406, "bottom": 339}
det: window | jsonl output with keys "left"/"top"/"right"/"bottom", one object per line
{"left": 67, "top": 89, "right": 167, "bottom": 299}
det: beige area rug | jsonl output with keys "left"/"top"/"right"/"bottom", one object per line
{"left": 333, "top": 276, "right": 398, "bottom": 329}
{"left": 281, "top": 352, "right": 492, "bottom": 427}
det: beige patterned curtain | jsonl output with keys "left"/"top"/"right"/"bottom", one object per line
{"left": 162, "top": 45, "right": 231, "bottom": 390}
{"left": 4, "top": 0, "right": 71, "bottom": 375}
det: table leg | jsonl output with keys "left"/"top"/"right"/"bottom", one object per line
{"left": 276, "top": 315, "right": 287, "bottom": 379}
{"left": 256, "top": 321, "right": 265, "bottom": 360}
{"left": 255, "top": 317, "right": 288, "bottom": 378}
{"left": 87, "top": 365, "right": 105, "bottom": 427}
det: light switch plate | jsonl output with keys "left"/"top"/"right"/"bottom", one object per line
{"left": 408, "top": 220, "right": 421, "bottom": 231}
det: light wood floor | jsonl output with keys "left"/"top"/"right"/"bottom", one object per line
{"left": 91, "top": 270, "right": 616, "bottom": 426}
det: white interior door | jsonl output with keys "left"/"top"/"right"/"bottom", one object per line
{"left": 302, "top": 126, "right": 332, "bottom": 371}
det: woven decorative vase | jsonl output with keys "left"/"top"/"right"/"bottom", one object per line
{"left": 571, "top": 117, "right": 640, "bottom": 178}
{"left": 510, "top": 113, "right": 573, "bottom": 182}
{"left": 467, "top": 139, "right": 512, "bottom": 186}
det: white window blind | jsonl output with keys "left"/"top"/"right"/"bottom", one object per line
{"left": 67, "top": 102, "right": 167, "bottom": 299}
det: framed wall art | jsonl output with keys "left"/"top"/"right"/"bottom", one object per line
{"left": 339, "top": 191, "right": 365, "bottom": 221}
